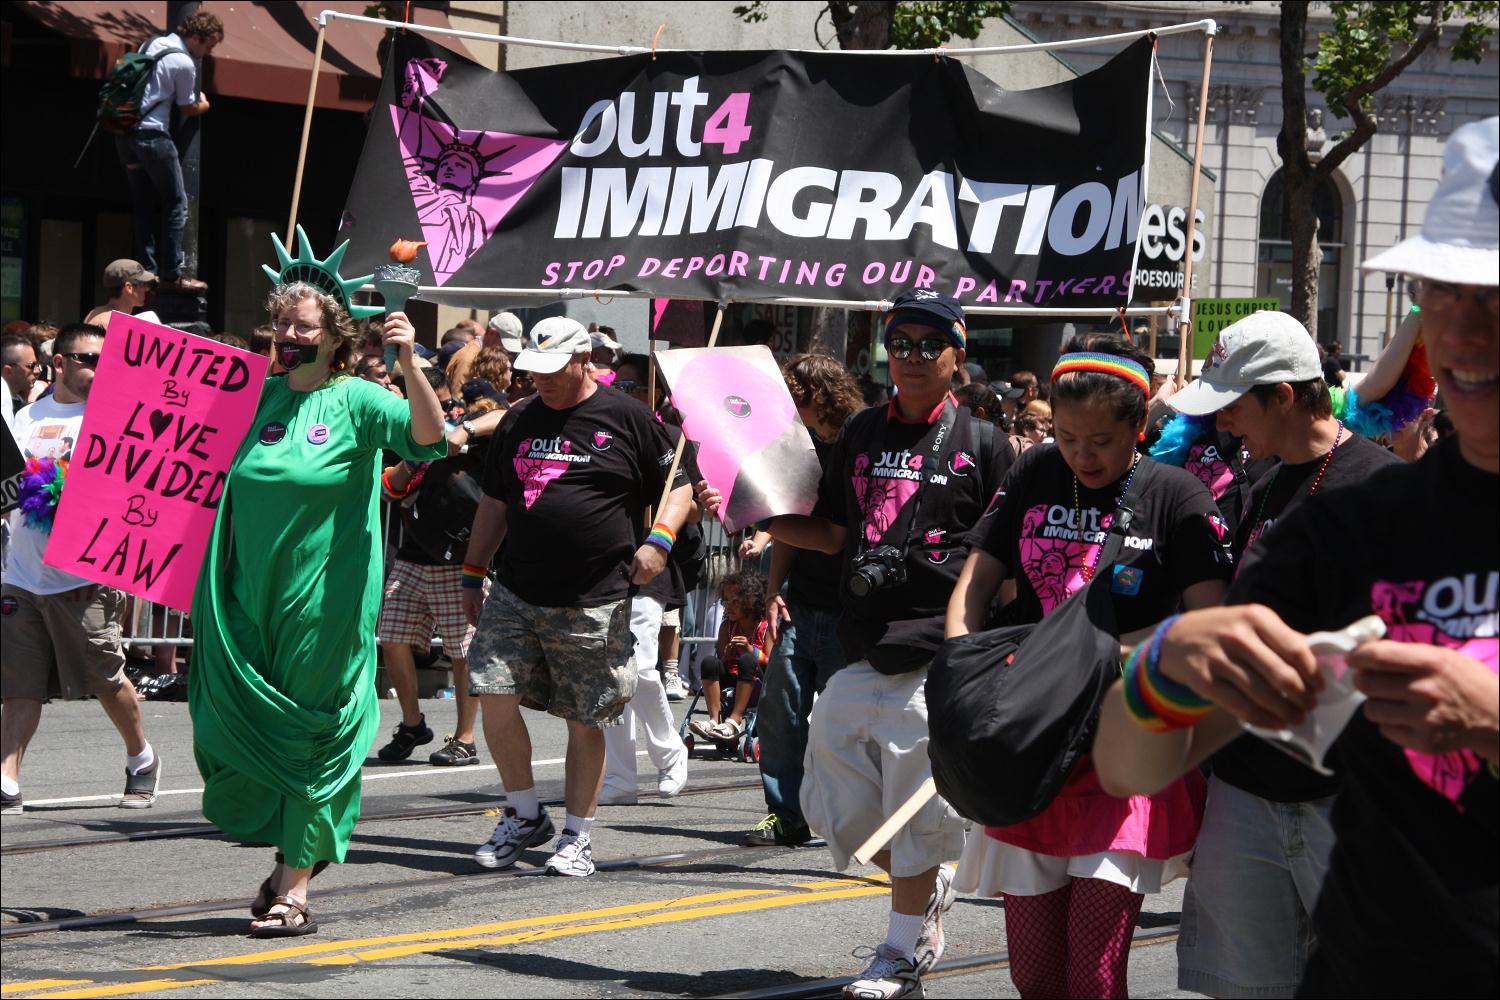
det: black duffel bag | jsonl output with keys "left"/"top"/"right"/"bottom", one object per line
{"left": 926, "top": 459, "right": 1154, "bottom": 827}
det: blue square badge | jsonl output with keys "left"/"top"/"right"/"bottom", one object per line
{"left": 1111, "top": 564, "right": 1144, "bottom": 596}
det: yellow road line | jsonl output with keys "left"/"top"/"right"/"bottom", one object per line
{"left": 317, "top": 884, "right": 890, "bottom": 964}
{"left": 144, "top": 873, "right": 889, "bottom": 970}
{"left": 8, "top": 981, "right": 218, "bottom": 1000}
{"left": 1, "top": 984, "right": 94, "bottom": 996}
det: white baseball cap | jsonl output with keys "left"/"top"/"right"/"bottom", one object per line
{"left": 514, "top": 316, "right": 591, "bottom": 374}
{"left": 1362, "top": 116, "right": 1499, "bottom": 286}
{"left": 590, "top": 329, "right": 622, "bottom": 351}
{"left": 1168, "top": 310, "right": 1322, "bottom": 416}
{"left": 487, "top": 311, "right": 525, "bottom": 353}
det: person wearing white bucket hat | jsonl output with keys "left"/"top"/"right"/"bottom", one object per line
{"left": 1093, "top": 117, "right": 1499, "bottom": 998}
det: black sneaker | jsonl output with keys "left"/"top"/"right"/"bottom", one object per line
{"left": 377, "top": 716, "right": 434, "bottom": 761}
{"left": 429, "top": 735, "right": 479, "bottom": 766}
{"left": 1, "top": 787, "right": 21, "bottom": 815}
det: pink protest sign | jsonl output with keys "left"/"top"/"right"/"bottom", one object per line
{"left": 653, "top": 345, "right": 821, "bottom": 534}
{"left": 45, "top": 314, "right": 269, "bottom": 611}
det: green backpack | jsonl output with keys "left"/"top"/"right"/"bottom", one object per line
{"left": 97, "top": 38, "right": 172, "bottom": 135}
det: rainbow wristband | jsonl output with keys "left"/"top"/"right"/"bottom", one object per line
{"left": 645, "top": 524, "right": 676, "bottom": 554}
{"left": 461, "top": 563, "right": 487, "bottom": 589}
{"left": 1123, "top": 615, "right": 1214, "bottom": 732}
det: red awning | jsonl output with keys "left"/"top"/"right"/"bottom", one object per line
{"left": 14, "top": 1, "right": 477, "bottom": 112}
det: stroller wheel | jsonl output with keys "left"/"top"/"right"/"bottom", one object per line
{"left": 683, "top": 734, "right": 696, "bottom": 758}
{"left": 751, "top": 737, "right": 761, "bottom": 763}
{"left": 739, "top": 737, "right": 753, "bottom": 763}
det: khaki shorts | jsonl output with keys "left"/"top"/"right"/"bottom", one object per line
{"left": 1, "top": 583, "right": 128, "bottom": 701}
{"left": 467, "top": 582, "right": 635, "bottom": 728}
{"left": 660, "top": 606, "right": 681, "bottom": 630}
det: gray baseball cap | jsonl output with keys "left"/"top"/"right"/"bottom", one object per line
{"left": 1168, "top": 310, "right": 1322, "bottom": 416}
{"left": 514, "top": 316, "right": 591, "bottom": 374}
{"left": 487, "top": 311, "right": 525, "bottom": 354}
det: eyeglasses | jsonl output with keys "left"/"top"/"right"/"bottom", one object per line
{"left": 511, "top": 373, "right": 534, "bottom": 386}
{"left": 886, "top": 335, "right": 949, "bottom": 362}
{"left": 615, "top": 379, "right": 649, "bottom": 395}
{"left": 1415, "top": 280, "right": 1500, "bottom": 317}
{"left": 63, "top": 352, "right": 101, "bottom": 367}
{"left": 4, "top": 360, "right": 43, "bottom": 372}
{"left": 440, "top": 398, "right": 463, "bottom": 412}
{"left": 270, "top": 319, "right": 325, "bottom": 337}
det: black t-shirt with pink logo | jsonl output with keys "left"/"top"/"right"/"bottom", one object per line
{"left": 813, "top": 401, "right": 1014, "bottom": 674}
{"left": 1226, "top": 437, "right": 1497, "bottom": 996}
{"left": 968, "top": 444, "right": 1230, "bottom": 634}
{"left": 482, "top": 385, "right": 685, "bottom": 608}
{"left": 1182, "top": 430, "right": 1274, "bottom": 540}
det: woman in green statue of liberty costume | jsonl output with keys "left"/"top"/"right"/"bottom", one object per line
{"left": 190, "top": 229, "right": 446, "bottom": 937}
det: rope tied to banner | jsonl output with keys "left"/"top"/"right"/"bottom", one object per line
{"left": 651, "top": 24, "right": 665, "bottom": 59}
{"left": 594, "top": 288, "right": 615, "bottom": 305}
{"left": 1149, "top": 31, "right": 1177, "bottom": 122}
{"left": 1117, "top": 306, "right": 1134, "bottom": 345}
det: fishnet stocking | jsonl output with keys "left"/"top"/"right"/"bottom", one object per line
{"left": 1003, "top": 878, "right": 1145, "bottom": 998}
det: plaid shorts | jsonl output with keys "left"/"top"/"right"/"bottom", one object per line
{"left": 377, "top": 559, "right": 486, "bottom": 660}
{"left": 467, "top": 582, "right": 635, "bottom": 728}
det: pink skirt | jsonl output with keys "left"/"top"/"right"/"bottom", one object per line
{"left": 986, "top": 754, "right": 1206, "bottom": 859}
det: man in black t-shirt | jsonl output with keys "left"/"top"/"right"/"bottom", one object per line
{"left": 461, "top": 317, "right": 694, "bottom": 879}
{"left": 1163, "top": 309, "right": 1401, "bottom": 997}
{"left": 705, "top": 290, "right": 1015, "bottom": 999}
{"left": 1093, "top": 116, "right": 1499, "bottom": 998}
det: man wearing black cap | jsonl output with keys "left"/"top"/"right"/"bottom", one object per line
{"left": 702, "top": 289, "right": 1015, "bottom": 999}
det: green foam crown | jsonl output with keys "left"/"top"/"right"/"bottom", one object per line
{"left": 263, "top": 225, "right": 383, "bottom": 320}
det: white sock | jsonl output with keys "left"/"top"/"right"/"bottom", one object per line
{"left": 125, "top": 742, "right": 156, "bottom": 776}
{"left": 1, "top": 775, "right": 18, "bottom": 796}
{"left": 507, "top": 786, "right": 539, "bottom": 820}
{"left": 565, "top": 812, "right": 594, "bottom": 838}
{"left": 885, "top": 911, "right": 924, "bottom": 961}
{"left": 663, "top": 658, "right": 679, "bottom": 674}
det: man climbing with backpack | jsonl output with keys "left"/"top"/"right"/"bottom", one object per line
{"left": 110, "top": 10, "right": 222, "bottom": 295}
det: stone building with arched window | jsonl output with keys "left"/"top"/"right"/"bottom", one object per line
{"left": 1013, "top": 0, "right": 1499, "bottom": 366}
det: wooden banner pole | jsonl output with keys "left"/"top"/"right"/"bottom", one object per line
{"left": 1177, "top": 29, "right": 1216, "bottom": 382}
{"left": 286, "top": 24, "right": 328, "bottom": 236}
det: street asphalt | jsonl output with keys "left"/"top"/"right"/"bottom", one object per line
{"left": 2, "top": 697, "right": 1195, "bottom": 998}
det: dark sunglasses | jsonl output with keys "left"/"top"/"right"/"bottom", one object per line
{"left": 63, "top": 352, "right": 102, "bottom": 367}
{"left": 885, "top": 335, "right": 948, "bottom": 362}
{"left": 615, "top": 379, "right": 649, "bottom": 395}
{"left": 439, "top": 398, "right": 463, "bottom": 411}
{"left": 511, "top": 373, "right": 534, "bottom": 386}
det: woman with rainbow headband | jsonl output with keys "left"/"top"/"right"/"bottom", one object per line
{"left": 946, "top": 333, "right": 1231, "bottom": 998}
{"left": 189, "top": 229, "right": 447, "bottom": 938}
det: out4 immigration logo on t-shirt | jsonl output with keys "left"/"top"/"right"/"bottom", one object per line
{"left": 852, "top": 448, "right": 923, "bottom": 545}
{"left": 513, "top": 435, "right": 592, "bottom": 508}
{"left": 1184, "top": 441, "right": 1234, "bottom": 500}
{"left": 1370, "top": 571, "right": 1498, "bottom": 808}
{"left": 1016, "top": 503, "right": 1157, "bottom": 612}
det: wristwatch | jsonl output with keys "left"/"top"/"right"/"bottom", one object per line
{"left": 461, "top": 420, "right": 477, "bottom": 438}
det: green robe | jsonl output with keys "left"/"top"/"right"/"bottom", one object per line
{"left": 189, "top": 375, "right": 445, "bottom": 867}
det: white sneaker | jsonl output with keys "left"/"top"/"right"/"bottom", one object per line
{"left": 544, "top": 830, "right": 595, "bottom": 877}
{"left": 474, "top": 807, "right": 555, "bottom": 869}
{"left": 597, "top": 785, "right": 638, "bottom": 806}
{"left": 843, "top": 944, "right": 923, "bottom": 999}
{"left": 662, "top": 667, "right": 686, "bottom": 702}
{"left": 658, "top": 755, "right": 688, "bottom": 797}
{"left": 913, "top": 864, "right": 956, "bottom": 973}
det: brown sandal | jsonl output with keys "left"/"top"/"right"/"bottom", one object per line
{"left": 249, "top": 858, "right": 330, "bottom": 918}
{"left": 248, "top": 895, "right": 318, "bottom": 938}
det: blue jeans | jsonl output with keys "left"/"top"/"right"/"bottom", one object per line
{"left": 757, "top": 601, "right": 844, "bottom": 826}
{"left": 115, "top": 131, "right": 186, "bottom": 280}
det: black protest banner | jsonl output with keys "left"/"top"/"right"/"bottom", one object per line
{"left": 340, "top": 36, "right": 1154, "bottom": 309}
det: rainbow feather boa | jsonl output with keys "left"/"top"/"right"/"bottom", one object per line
{"left": 18, "top": 457, "right": 67, "bottom": 532}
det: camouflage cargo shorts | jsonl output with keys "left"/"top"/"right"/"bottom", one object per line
{"left": 467, "top": 582, "right": 636, "bottom": 728}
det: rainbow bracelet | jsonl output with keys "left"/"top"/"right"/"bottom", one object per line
{"left": 1123, "top": 615, "right": 1215, "bottom": 732}
{"left": 461, "top": 563, "right": 487, "bottom": 589}
{"left": 645, "top": 523, "right": 676, "bottom": 554}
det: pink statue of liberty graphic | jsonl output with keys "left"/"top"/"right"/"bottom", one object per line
{"left": 1017, "top": 503, "right": 1113, "bottom": 613}
{"left": 1369, "top": 578, "right": 1498, "bottom": 810}
{"left": 851, "top": 452, "right": 922, "bottom": 545}
{"left": 514, "top": 438, "right": 574, "bottom": 509}
{"left": 1184, "top": 442, "right": 1234, "bottom": 501}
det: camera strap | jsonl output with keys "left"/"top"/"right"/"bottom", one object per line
{"left": 858, "top": 398, "right": 960, "bottom": 555}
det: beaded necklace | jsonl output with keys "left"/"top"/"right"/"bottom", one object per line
{"left": 1073, "top": 452, "right": 1142, "bottom": 582}
{"left": 1248, "top": 420, "right": 1344, "bottom": 541}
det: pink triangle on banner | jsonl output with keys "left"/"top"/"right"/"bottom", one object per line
{"left": 389, "top": 107, "right": 569, "bottom": 286}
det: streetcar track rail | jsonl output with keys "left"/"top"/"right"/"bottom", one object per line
{"left": 0, "top": 777, "right": 763, "bottom": 857}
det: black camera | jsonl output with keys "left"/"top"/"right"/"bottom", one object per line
{"left": 847, "top": 545, "right": 908, "bottom": 598}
